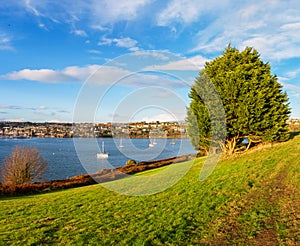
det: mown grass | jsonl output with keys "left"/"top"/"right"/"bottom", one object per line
{"left": 0, "top": 135, "right": 299, "bottom": 245}
{"left": 133, "top": 165, "right": 169, "bottom": 176}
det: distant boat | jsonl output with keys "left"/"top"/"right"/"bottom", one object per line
{"left": 119, "top": 138, "right": 124, "bottom": 148}
{"left": 149, "top": 138, "right": 154, "bottom": 147}
{"left": 97, "top": 141, "right": 109, "bottom": 159}
{"left": 170, "top": 140, "right": 176, "bottom": 145}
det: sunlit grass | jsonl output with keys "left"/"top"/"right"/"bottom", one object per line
{"left": 1, "top": 135, "right": 299, "bottom": 245}
{"left": 133, "top": 165, "right": 169, "bottom": 176}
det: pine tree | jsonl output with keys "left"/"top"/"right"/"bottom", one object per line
{"left": 187, "top": 45, "right": 290, "bottom": 155}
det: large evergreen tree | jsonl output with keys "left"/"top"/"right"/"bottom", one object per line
{"left": 187, "top": 45, "right": 290, "bottom": 155}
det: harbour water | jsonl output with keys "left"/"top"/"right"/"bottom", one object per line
{"left": 0, "top": 138, "right": 196, "bottom": 181}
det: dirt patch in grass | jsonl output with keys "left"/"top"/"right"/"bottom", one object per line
{"left": 207, "top": 163, "right": 295, "bottom": 245}
{"left": 250, "top": 228, "right": 278, "bottom": 246}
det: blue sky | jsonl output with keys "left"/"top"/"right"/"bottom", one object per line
{"left": 0, "top": 0, "right": 300, "bottom": 123}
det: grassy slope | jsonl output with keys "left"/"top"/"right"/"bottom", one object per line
{"left": 0, "top": 135, "right": 299, "bottom": 245}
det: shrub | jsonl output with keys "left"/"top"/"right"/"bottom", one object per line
{"left": 125, "top": 159, "right": 136, "bottom": 166}
{"left": 0, "top": 146, "right": 47, "bottom": 185}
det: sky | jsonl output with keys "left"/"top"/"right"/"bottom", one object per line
{"left": 0, "top": 0, "right": 300, "bottom": 123}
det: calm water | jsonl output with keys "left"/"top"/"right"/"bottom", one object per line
{"left": 0, "top": 138, "right": 196, "bottom": 181}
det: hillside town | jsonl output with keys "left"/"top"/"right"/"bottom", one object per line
{"left": 0, "top": 121, "right": 188, "bottom": 139}
{"left": 1, "top": 119, "right": 299, "bottom": 139}
{"left": 287, "top": 118, "right": 300, "bottom": 132}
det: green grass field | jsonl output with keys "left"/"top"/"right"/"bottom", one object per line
{"left": 1, "top": 135, "right": 300, "bottom": 245}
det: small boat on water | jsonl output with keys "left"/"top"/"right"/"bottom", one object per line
{"left": 153, "top": 138, "right": 157, "bottom": 145}
{"left": 119, "top": 138, "right": 124, "bottom": 148}
{"left": 149, "top": 138, "right": 154, "bottom": 147}
{"left": 97, "top": 141, "right": 108, "bottom": 159}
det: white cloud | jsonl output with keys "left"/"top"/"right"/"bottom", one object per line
{"left": 98, "top": 37, "right": 113, "bottom": 46}
{"left": 189, "top": 1, "right": 300, "bottom": 60}
{"left": 38, "top": 105, "right": 47, "bottom": 110}
{"left": 0, "top": 33, "right": 14, "bottom": 51}
{"left": 0, "top": 105, "right": 20, "bottom": 110}
{"left": 87, "top": 49, "right": 101, "bottom": 54}
{"left": 286, "top": 67, "right": 300, "bottom": 78}
{"left": 141, "top": 113, "right": 179, "bottom": 122}
{"left": 38, "top": 23, "right": 48, "bottom": 30}
{"left": 24, "top": 0, "right": 42, "bottom": 16}
{"left": 129, "top": 46, "right": 140, "bottom": 52}
{"left": 0, "top": 63, "right": 187, "bottom": 88}
{"left": 49, "top": 119, "right": 63, "bottom": 123}
{"left": 144, "top": 55, "right": 208, "bottom": 71}
{"left": 2, "top": 68, "right": 74, "bottom": 83}
{"left": 19, "top": 0, "right": 300, "bottom": 62}
{"left": 157, "top": 0, "right": 229, "bottom": 26}
{"left": 91, "top": 0, "right": 152, "bottom": 24}
{"left": 116, "top": 72, "right": 185, "bottom": 88}
{"left": 1, "top": 65, "right": 134, "bottom": 85}
{"left": 90, "top": 25, "right": 109, "bottom": 32}
{"left": 280, "top": 82, "right": 300, "bottom": 109}
{"left": 7, "top": 118, "right": 25, "bottom": 122}
{"left": 282, "top": 83, "right": 300, "bottom": 92}
{"left": 157, "top": 0, "right": 204, "bottom": 26}
{"left": 277, "top": 76, "right": 290, "bottom": 83}
{"left": 130, "top": 51, "right": 170, "bottom": 61}
{"left": 1, "top": 65, "right": 101, "bottom": 83}
{"left": 19, "top": 0, "right": 153, "bottom": 25}
{"left": 113, "top": 37, "right": 138, "bottom": 49}
{"left": 241, "top": 31, "right": 300, "bottom": 60}
{"left": 17, "top": 0, "right": 153, "bottom": 35}
{"left": 62, "top": 65, "right": 101, "bottom": 80}
{"left": 280, "top": 22, "right": 300, "bottom": 30}
{"left": 98, "top": 36, "right": 138, "bottom": 50}
{"left": 72, "top": 29, "right": 88, "bottom": 37}
{"left": 79, "top": 66, "right": 131, "bottom": 85}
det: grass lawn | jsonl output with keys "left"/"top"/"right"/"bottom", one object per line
{"left": 0, "top": 135, "right": 299, "bottom": 245}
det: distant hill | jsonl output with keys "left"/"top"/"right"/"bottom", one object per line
{"left": 0, "top": 133, "right": 299, "bottom": 244}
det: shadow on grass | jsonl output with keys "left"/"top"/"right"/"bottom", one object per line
{"left": 289, "top": 131, "right": 300, "bottom": 139}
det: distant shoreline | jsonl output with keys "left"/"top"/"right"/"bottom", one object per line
{"left": 0, "top": 136, "right": 189, "bottom": 139}
{"left": 0, "top": 121, "right": 188, "bottom": 139}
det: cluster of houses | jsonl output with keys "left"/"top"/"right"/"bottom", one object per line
{"left": 0, "top": 121, "right": 188, "bottom": 139}
{"left": 0, "top": 122, "right": 73, "bottom": 138}
{"left": 2, "top": 118, "right": 298, "bottom": 139}
{"left": 287, "top": 118, "right": 300, "bottom": 132}
{"left": 287, "top": 118, "right": 300, "bottom": 125}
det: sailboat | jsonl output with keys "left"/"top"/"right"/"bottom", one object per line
{"left": 97, "top": 141, "right": 109, "bottom": 159}
{"left": 149, "top": 138, "right": 154, "bottom": 147}
{"left": 119, "top": 138, "right": 124, "bottom": 148}
{"left": 153, "top": 138, "right": 157, "bottom": 145}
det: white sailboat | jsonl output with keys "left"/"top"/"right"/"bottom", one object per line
{"left": 97, "top": 141, "right": 108, "bottom": 159}
{"left": 149, "top": 138, "right": 154, "bottom": 147}
{"left": 153, "top": 138, "right": 157, "bottom": 145}
{"left": 119, "top": 138, "right": 124, "bottom": 148}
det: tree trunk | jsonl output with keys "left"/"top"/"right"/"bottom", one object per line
{"left": 225, "top": 136, "right": 238, "bottom": 155}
